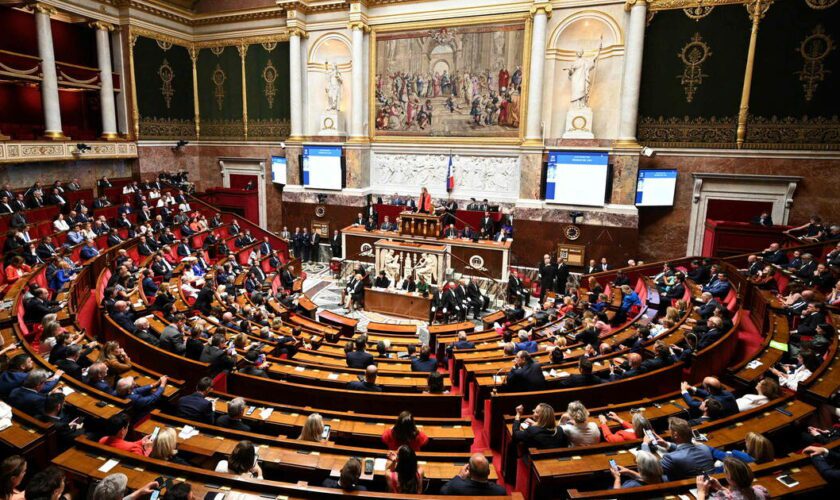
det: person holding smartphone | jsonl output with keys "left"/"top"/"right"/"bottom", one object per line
{"left": 695, "top": 457, "right": 769, "bottom": 499}
{"left": 609, "top": 450, "right": 665, "bottom": 489}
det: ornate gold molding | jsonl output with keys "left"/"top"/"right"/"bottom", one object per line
{"left": 625, "top": 0, "right": 651, "bottom": 12}
{"left": 638, "top": 115, "right": 737, "bottom": 147}
{"left": 530, "top": 2, "right": 552, "bottom": 18}
{"left": 29, "top": 2, "right": 58, "bottom": 16}
{"left": 795, "top": 25, "right": 835, "bottom": 102}
{"left": 238, "top": 44, "right": 248, "bottom": 140}
{"left": 745, "top": 115, "right": 840, "bottom": 149}
{"left": 0, "top": 140, "right": 138, "bottom": 164}
{"left": 347, "top": 21, "right": 371, "bottom": 33}
{"left": 89, "top": 20, "right": 115, "bottom": 32}
{"left": 139, "top": 118, "right": 196, "bottom": 139}
{"left": 648, "top": 0, "right": 744, "bottom": 11}
{"left": 287, "top": 27, "right": 308, "bottom": 39}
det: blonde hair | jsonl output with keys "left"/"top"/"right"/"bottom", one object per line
{"left": 150, "top": 427, "right": 178, "bottom": 460}
{"left": 745, "top": 432, "right": 774, "bottom": 463}
{"left": 665, "top": 307, "right": 680, "bottom": 322}
{"left": 566, "top": 401, "right": 589, "bottom": 425}
{"left": 98, "top": 341, "right": 121, "bottom": 363}
{"left": 299, "top": 413, "right": 324, "bottom": 442}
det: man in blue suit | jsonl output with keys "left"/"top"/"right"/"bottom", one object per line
{"left": 642, "top": 417, "right": 715, "bottom": 480}
{"left": 175, "top": 377, "right": 215, "bottom": 424}
{"left": 8, "top": 369, "right": 59, "bottom": 415}
{"left": 346, "top": 338, "right": 375, "bottom": 369}
{"left": 115, "top": 375, "right": 168, "bottom": 414}
{"left": 702, "top": 273, "right": 731, "bottom": 299}
{"left": 410, "top": 345, "right": 437, "bottom": 372}
{"left": 680, "top": 377, "right": 739, "bottom": 418}
{"left": 80, "top": 239, "right": 100, "bottom": 260}
{"left": 0, "top": 354, "right": 62, "bottom": 399}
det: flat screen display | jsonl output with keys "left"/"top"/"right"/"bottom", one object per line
{"left": 302, "top": 146, "right": 342, "bottom": 190}
{"left": 270, "top": 156, "right": 287, "bottom": 185}
{"left": 545, "top": 151, "right": 609, "bottom": 206}
{"left": 635, "top": 169, "right": 678, "bottom": 206}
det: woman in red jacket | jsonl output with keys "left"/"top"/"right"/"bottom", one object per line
{"left": 381, "top": 411, "right": 429, "bottom": 451}
{"left": 597, "top": 411, "right": 652, "bottom": 443}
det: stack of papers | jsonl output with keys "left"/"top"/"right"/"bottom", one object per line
{"left": 179, "top": 425, "right": 199, "bottom": 439}
{"left": 0, "top": 417, "right": 12, "bottom": 432}
{"left": 259, "top": 408, "right": 274, "bottom": 420}
{"left": 373, "top": 458, "right": 388, "bottom": 472}
{"left": 746, "top": 360, "right": 763, "bottom": 370}
{"left": 60, "top": 386, "right": 75, "bottom": 396}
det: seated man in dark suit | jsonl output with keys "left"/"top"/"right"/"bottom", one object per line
{"left": 446, "top": 331, "right": 475, "bottom": 358}
{"left": 55, "top": 342, "right": 99, "bottom": 381}
{"left": 373, "top": 271, "right": 391, "bottom": 289}
{"left": 0, "top": 355, "right": 61, "bottom": 399}
{"left": 215, "top": 397, "right": 251, "bottom": 432}
{"left": 176, "top": 377, "right": 214, "bottom": 425}
{"left": 346, "top": 365, "right": 383, "bottom": 392}
{"left": 696, "top": 316, "right": 725, "bottom": 350}
{"left": 8, "top": 369, "right": 54, "bottom": 415}
{"left": 559, "top": 357, "right": 604, "bottom": 388}
{"left": 608, "top": 352, "right": 646, "bottom": 381}
{"left": 680, "top": 376, "right": 739, "bottom": 418}
{"left": 440, "top": 453, "right": 506, "bottom": 496}
{"left": 346, "top": 338, "right": 375, "bottom": 369}
{"left": 693, "top": 292, "right": 721, "bottom": 320}
{"left": 499, "top": 351, "right": 545, "bottom": 393}
{"left": 37, "top": 393, "right": 84, "bottom": 451}
{"left": 410, "top": 345, "right": 437, "bottom": 372}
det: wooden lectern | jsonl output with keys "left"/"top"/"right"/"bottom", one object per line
{"left": 399, "top": 211, "right": 442, "bottom": 237}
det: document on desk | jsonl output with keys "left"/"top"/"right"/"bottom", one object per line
{"left": 373, "top": 458, "right": 388, "bottom": 472}
{"left": 98, "top": 459, "right": 119, "bottom": 473}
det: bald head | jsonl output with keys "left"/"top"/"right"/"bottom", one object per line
{"left": 468, "top": 453, "right": 491, "bottom": 481}
{"left": 703, "top": 376, "right": 722, "bottom": 393}
{"left": 114, "top": 300, "right": 128, "bottom": 312}
{"left": 628, "top": 353, "right": 642, "bottom": 368}
{"left": 365, "top": 364, "right": 378, "bottom": 383}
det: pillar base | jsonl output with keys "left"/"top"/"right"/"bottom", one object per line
{"left": 613, "top": 138, "right": 641, "bottom": 150}
{"left": 101, "top": 132, "right": 120, "bottom": 141}
{"left": 43, "top": 131, "right": 69, "bottom": 140}
{"left": 0, "top": 133, "right": 9, "bottom": 141}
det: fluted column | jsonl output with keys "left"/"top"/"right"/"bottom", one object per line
{"left": 92, "top": 21, "right": 118, "bottom": 139}
{"left": 33, "top": 3, "right": 66, "bottom": 140}
{"left": 615, "top": 0, "right": 648, "bottom": 148}
{"left": 349, "top": 21, "right": 368, "bottom": 140}
{"left": 523, "top": 2, "right": 551, "bottom": 146}
{"left": 288, "top": 27, "right": 305, "bottom": 140}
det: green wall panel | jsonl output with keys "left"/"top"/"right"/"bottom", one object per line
{"left": 134, "top": 36, "right": 196, "bottom": 139}
{"left": 246, "top": 42, "right": 291, "bottom": 140}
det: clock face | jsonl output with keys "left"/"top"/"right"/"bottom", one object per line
{"left": 564, "top": 225, "right": 581, "bottom": 241}
{"left": 315, "top": 206, "right": 326, "bottom": 218}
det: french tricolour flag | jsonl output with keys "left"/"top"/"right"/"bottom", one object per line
{"left": 446, "top": 155, "right": 454, "bottom": 193}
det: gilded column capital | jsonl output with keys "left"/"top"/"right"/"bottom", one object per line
{"left": 30, "top": 2, "right": 57, "bottom": 16}
{"left": 347, "top": 20, "right": 371, "bottom": 33}
{"left": 89, "top": 20, "right": 115, "bottom": 32}
{"left": 624, "top": 0, "right": 650, "bottom": 12}
{"left": 188, "top": 46, "right": 198, "bottom": 63}
{"left": 529, "top": 2, "right": 552, "bottom": 18}
{"left": 287, "top": 26, "right": 308, "bottom": 39}
{"left": 237, "top": 44, "right": 248, "bottom": 59}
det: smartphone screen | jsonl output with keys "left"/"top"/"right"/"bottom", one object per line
{"left": 149, "top": 491, "right": 160, "bottom": 500}
{"left": 777, "top": 474, "right": 799, "bottom": 487}
{"left": 245, "top": 406, "right": 256, "bottom": 416}
{"left": 150, "top": 426, "right": 160, "bottom": 442}
{"left": 364, "top": 458, "right": 374, "bottom": 474}
{"left": 321, "top": 425, "right": 331, "bottom": 440}
{"left": 608, "top": 459, "right": 617, "bottom": 470}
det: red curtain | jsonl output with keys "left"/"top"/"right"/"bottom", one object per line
{"left": 0, "top": 84, "right": 45, "bottom": 139}
{"left": 706, "top": 199, "right": 773, "bottom": 223}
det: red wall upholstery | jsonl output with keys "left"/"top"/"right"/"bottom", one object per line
{"left": 706, "top": 199, "right": 773, "bottom": 223}
{"left": 0, "top": 84, "right": 45, "bottom": 139}
{"left": 229, "top": 174, "right": 257, "bottom": 190}
{"left": 58, "top": 89, "right": 101, "bottom": 140}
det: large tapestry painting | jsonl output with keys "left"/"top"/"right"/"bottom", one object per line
{"left": 373, "top": 22, "right": 526, "bottom": 139}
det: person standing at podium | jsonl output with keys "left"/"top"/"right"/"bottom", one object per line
{"left": 417, "top": 187, "right": 433, "bottom": 214}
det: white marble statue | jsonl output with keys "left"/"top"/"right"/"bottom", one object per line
{"left": 382, "top": 249, "right": 401, "bottom": 285}
{"left": 325, "top": 63, "right": 343, "bottom": 111}
{"left": 403, "top": 253, "right": 414, "bottom": 281}
{"left": 413, "top": 253, "right": 438, "bottom": 285}
{"left": 564, "top": 39, "right": 602, "bottom": 109}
